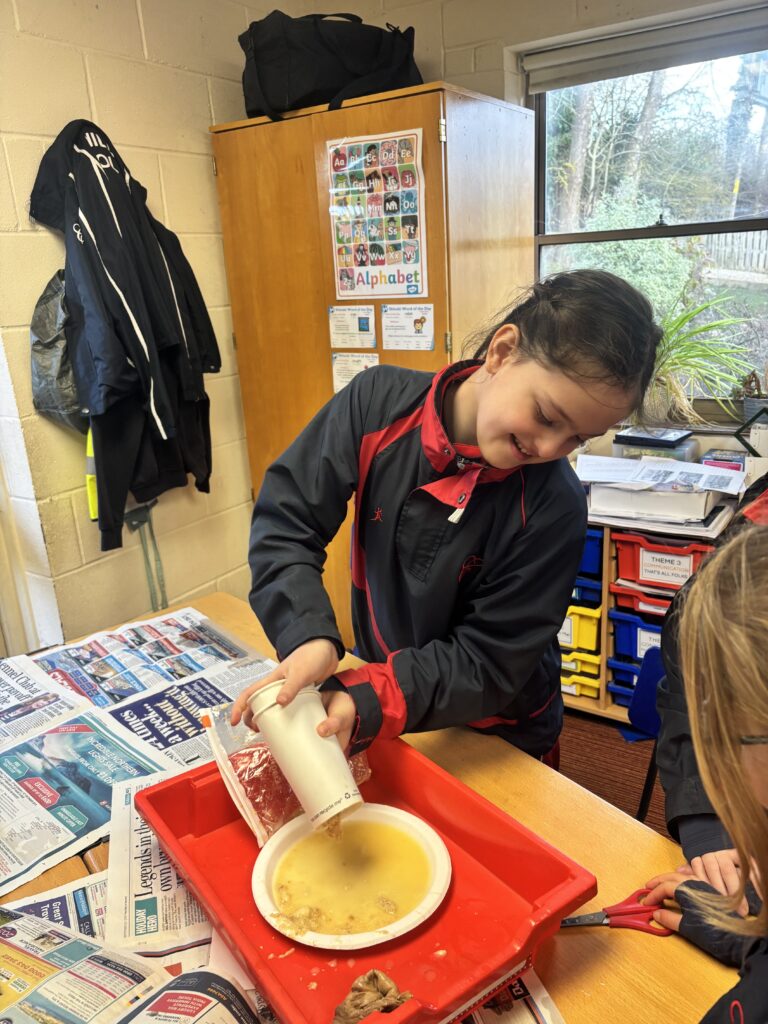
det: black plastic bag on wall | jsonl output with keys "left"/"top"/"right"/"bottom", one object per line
{"left": 238, "top": 11, "right": 423, "bottom": 121}
{"left": 30, "top": 269, "right": 89, "bottom": 435}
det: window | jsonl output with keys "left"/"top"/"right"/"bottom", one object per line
{"left": 535, "top": 49, "right": 768, "bottom": 390}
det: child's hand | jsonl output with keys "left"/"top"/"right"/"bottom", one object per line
{"left": 231, "top": 639, "right": 339, "bottom": 728}
{"left": 643, "top": 870, "right": 693, "bottom": 932}
{"left": 644, "top": 871, "right": 753, "bottom": 966}
{"left": 689, "top": 849, "right": 744, "bottom": 905}
{"left": 318, "top": 689, "right": 357, "bottom": 752}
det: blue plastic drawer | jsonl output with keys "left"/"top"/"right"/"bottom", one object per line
{"left": 572, "top": 575, "right": 602, "bottom": 606}
{"left": 608, "top": 681, "right": 635, "bottom": 708}
{"left": 607, "top": 656, "right": 640, "bottom": 687}
{"left": 609, "top": 610, "right": 662, "bottom": 661}
{"left": 578, "top": 528, "right": 603, "bottom": 577}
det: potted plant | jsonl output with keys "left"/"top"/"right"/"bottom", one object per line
{"left": 732, "top": 368, "right": 768, "bottom": 422}
{"left": 638, "top": 297, "right": 751, "bottom": 424}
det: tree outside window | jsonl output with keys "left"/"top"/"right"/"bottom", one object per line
{"left": 537, "top": 50, "right": 768, "bottom": 391}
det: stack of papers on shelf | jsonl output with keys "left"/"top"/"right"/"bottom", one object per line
{"left": 588, "top": 501, "right": 736, "bottom": 539}
{"left": 575, "top": 454, "right": 745, "bottom": 539}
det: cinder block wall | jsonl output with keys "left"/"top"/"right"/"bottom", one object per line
{"left": 0, "top": 0, "right": 721, "bottom": 648}
{"left": 0, "top": 0, "right": 307, "bottom": 646}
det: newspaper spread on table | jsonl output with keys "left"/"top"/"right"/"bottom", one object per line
{"left": 5, "top": 871, "right": 109, "bottom": 938}
{"left": 30, "top": 611, "right": 250, "bottom": 709}
{"left": 104, "top": 660, "right": 275, "bottom": 769}
{"left": 0, "top": 610, "right": 275, "bottom": 898}
{"left": 118, "top": 970, "right": 261, "bottom": 1024}
{"left": 0, "top": 908, "right": 259, "bottom": 1024}
{"left": 105, "top": 775, "right": 211, "bottom": 957}
{"left": 0, "top": 658, "right": 90, "bottom": 748}
{"left": 0, "top": 907, "right": 167, "bottom": 1024}
{"left": 5, "top": 872, "right": 210, "bottom": 977}
{"left": 0, "top": 710, "right": 164, "bottom": 897}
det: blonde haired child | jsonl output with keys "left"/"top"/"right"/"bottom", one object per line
{"left": 646, "top": 527, "right": 768, "bottom": 1022}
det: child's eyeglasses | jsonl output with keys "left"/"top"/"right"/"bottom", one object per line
{"left": 739, "top": 735, "right": 768, "bottom": 745}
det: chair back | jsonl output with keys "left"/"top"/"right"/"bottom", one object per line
{"left": 627, "top": 646, "right": 664, "bottom": 738}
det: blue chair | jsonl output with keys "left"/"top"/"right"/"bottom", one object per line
{"left": 626, "top": 646, "right": 664, "bottom": 822}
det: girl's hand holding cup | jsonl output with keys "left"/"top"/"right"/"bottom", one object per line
{"left": 231, "top": 638, "right": 355, "bottom": 750}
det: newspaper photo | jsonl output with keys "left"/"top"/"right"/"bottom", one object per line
{"left": 0, "top": 658, "right": 90, "bottom": 748}
{"left": 0, "top": 712, "right": 164, "bottom": 897}
{"left": 4, "top": 871, "right": 108, "bottom": 939}
{"left": 31, "top": 610, "right": 251, "bottom": 709}
{"left": 105, "top": 775, "right": 211, "bottom": 957}
{"left": 105, "top": 660, "right": 276, "bottom": 770}
{"left": 0, "top": 907, "right": 167, "bottom": 1024}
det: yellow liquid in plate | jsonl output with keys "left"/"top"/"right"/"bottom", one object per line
{"left": 272, "top": 820, "right": 431, "bottom": 935}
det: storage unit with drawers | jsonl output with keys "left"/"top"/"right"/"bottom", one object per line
{"left": 558, "top": 524, "right": 714, "bottom": 723}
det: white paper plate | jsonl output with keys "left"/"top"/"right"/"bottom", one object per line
{"left": 251, "top": 802, "right": 452, "bottom": 950}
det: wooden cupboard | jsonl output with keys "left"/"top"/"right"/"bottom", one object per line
{"left": 210, "top": 82, "right": 534, "bottom": 648}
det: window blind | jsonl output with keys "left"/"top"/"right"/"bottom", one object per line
{"left": 522, "top": 4, "right": 768, "bottom": 93}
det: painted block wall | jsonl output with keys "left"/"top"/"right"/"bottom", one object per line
{"left": 0, "top": 0, "right": 737, "bottom": 648}
{"left": 0, "top": 0, "right": 305, "bottom": 646}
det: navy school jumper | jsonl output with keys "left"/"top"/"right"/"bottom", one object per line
{"left": 248, "top": 361, "right": 588, "bottom": 757}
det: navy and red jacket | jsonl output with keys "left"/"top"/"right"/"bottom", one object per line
{"left": 30, "top": 120, "right": 220, "bottom": 550}
{"left": 248, "top": 361, "right": 588, "bottom": 756}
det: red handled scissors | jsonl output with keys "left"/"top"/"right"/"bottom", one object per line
{"left": 560, "top": 887, "right": 673, "bottom": 936}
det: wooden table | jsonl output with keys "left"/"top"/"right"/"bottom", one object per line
{"left": 3, "top": 592, "right": 735, "bottom": 1020}
{"left": 189, "top": 593, "right": 735, "bottom": 1023}
{"left": 2, "top": 856, "right": 90, "bottom": 903}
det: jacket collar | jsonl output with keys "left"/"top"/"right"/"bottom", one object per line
{"left": 421, "top": 361, "right": 519, "bottom": 484}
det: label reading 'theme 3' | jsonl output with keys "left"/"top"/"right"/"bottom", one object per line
{"left": 639, "top": 548, "right": 693, "bottom": 585}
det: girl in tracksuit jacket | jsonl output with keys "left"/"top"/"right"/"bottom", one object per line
{"left": 657, "top": 476, "right": 768, "bottom": 888}
{"left": 645, "top": 527, "right": 768, "bottom": 1024}
{"left": 232, "top": 270, "right": 662, "bottom": 758}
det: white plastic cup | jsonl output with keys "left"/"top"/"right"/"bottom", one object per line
{"left": 247, "top": 681, "right": 363, "bottom": 829}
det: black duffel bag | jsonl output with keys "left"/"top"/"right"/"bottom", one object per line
{"left": 238, "top": 11, "right": 423, "bottom": 121}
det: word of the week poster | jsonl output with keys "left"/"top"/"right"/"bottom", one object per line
{"left": 332, "top": 352, "right": 379, "bottom": 393}
{"left": 382, "top": 304, "right": 434, "bottom": 350}
{"left": 328, "top": 305, "right": 376, "bottom": 349}
{"left": 327, "top": 129, "right": 428, "bottom": 299}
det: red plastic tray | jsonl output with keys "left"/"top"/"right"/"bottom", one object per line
{"left": 136, "top": 738, "right": 596, "bottom": 1024}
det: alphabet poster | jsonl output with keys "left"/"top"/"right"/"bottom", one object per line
{"left": 327, "top": 129, "right": 428, "bottom": 299}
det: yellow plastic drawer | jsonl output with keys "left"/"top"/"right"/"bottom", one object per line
{"left": 561, "top": 672, "right": 600, "bottom": 699}
{"left": 557, "top": 604, "right": 601, "bottom": 652}
{"left": 559, "top": 649, "right": 601, "bottom": 678}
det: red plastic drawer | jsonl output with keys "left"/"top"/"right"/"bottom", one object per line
{"left": 609, "top": 582, "right": 672, "bottom": 617}
{"left": 613, "top": 532, "right": 713, "bottom": 590}
{"left": 136, "top": 738, "right": 596, "bottom": 1024}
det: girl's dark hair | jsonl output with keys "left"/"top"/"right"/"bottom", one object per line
{"left": 472, "top": 270, "right": 662, "bottom": 404}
